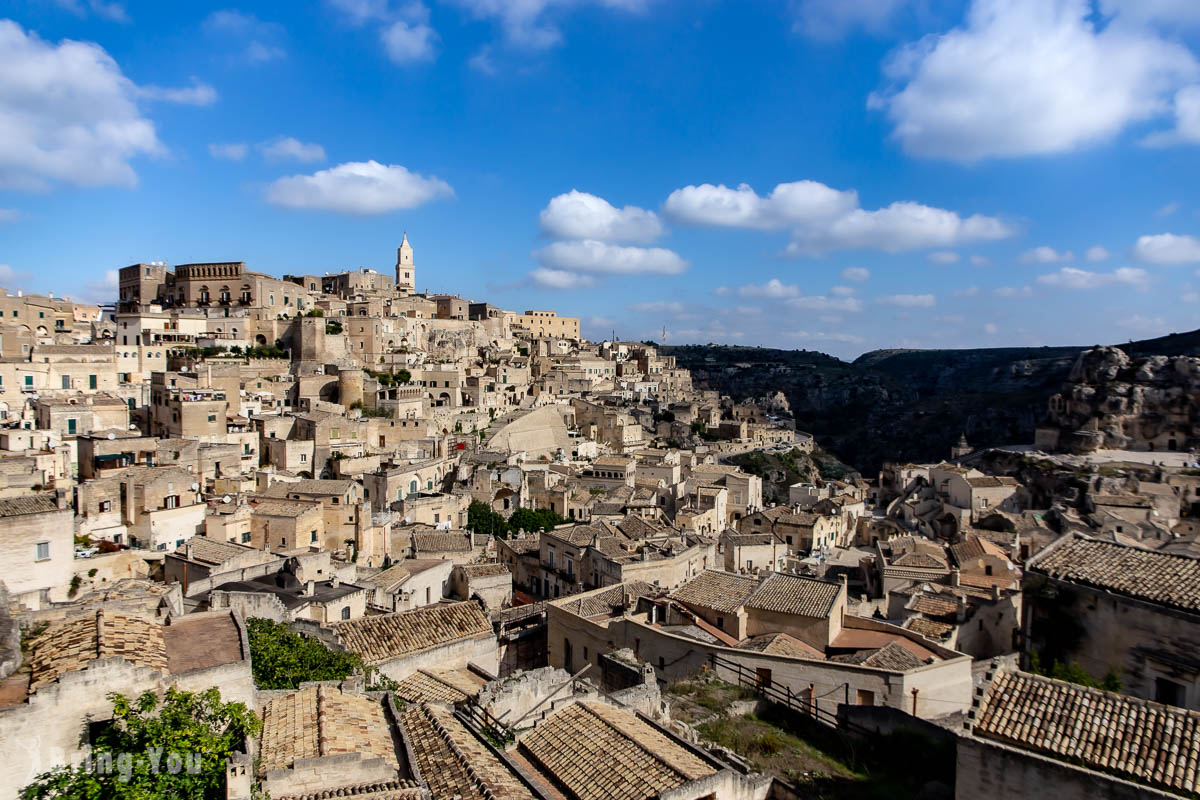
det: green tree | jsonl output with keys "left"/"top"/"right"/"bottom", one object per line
{"left": 467, "top": 499, "right": 509, "bottom": 539}
{"left": 20, "top": 687, "right": 259, "bottom": 800}
{"left": 395, "top": 368, "right": 411, "bottom": 385}
{"left": 245, "top": 617, "right": 364, "bottom": 690}
{"left": 508, "top": 506, "right": 564, "bottom": 533}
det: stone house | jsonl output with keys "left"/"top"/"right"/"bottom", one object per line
{"left": 1024, "top": 534, "right": 1200, "bottom": 710}
{"left": 450, "top": 563, "right": 513, "bottom": 611}
{"left": 332, "top": 599, "right": 499, "bottom": 682}
{"left": 360, "top": 557, "right": 453, "bottom": 611}
{"left": 958, "top": 665, "right": 1199, "bottom": 799}
{"left": 250, "top": 498, "right": 325, "bottom": 552}
{"left": 265, "top": 478, "right": 363, "bottom": 554}
{"left": 721, "top": 531, "right": 786, "bottom": 573}
{"left": 0, "top": 495, "right": 73, "bottom": 610}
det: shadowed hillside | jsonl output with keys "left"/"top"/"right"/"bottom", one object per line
{"left": 664, "top": 329, "right": 1200, "bottom": 474}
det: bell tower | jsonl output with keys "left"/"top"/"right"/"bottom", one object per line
{"left": 395, "top": 233, "right": 415, "bottom": 295}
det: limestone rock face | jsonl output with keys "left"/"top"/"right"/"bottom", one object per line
{"left": 1048, "top": 346, "right": 1200, "bottom": 453}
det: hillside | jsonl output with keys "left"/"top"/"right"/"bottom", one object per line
{"left": 664, "top": 328, "right": 1200, "bottom": 474}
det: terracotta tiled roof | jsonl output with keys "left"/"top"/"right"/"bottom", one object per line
{"left": 552, "top": 582, "right": 660, "bottom": 618}
{"left": 546, "top": 524, "right": 610, "bottom": 546}
{"left": 745, "top": 573, "right": 841, "bottom": 619}
{"left": 892, "top": 552, "right": 948, "bottom": 569}
{"left": 393, "top": 669, "right": 486, "bottom": 704}
{"left": 738, "top": 632, "right": 825, "bottom": 660}
{"left": 334, "top": 601, "right": 493, "bottom": 665}
{"left": 520, "top": 701, "right": 715, "bottom": 800}
{"left": 907, "top": 594, "right": 961, "bottom": 618}
{"left": 400, "top": 704, "right": 535, "bottom": 800}
{"left": 830, "top": 641, "right": 925, "bottom": 671}
{"left": 1031, "top": 535, "right": 1200, "bottom": 613}
{"left": 904, "top": 617, "right": 954, "bottom": 640}
{"left": 364, "top": 563, "right": 412, "bottom": 591}
{"left": 460, "top": 563, "right": 509, "bottom": 579}
{"left": 258, "top": 685, "right": 400, "bottom": 777}
{"left": 669, "top": 570, "right": 757, "bottom": 614}
{"left": 273, "top": 782, "right": 423, "bottom": 800}
{"left": 502, "top": 535, "right": 541, "bottom": 554}
{"left": 0, "top": 495, "right": 60, "bottom": 517}
{"left": 176, "top": 535, "right": 256, "bottom": 565}
{"left": 410, "top": 531, "right": 472, "bottom": 552}
{"left": 28, "top": 610, "right": 168, "bottom": 692}
{"left": 974, "top": 669, "right": 1200, "bottom": 795}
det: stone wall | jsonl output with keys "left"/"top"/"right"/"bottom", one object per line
{"left": 955, "top": 735, "right": 1178, "bottom": 800}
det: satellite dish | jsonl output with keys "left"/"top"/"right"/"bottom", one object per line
{"left": 222, "top": 495, "right": 232, "bottom": 504}
{"left": 191, "top": 482, "right": 200, "bottom": 491}
{"left": 107, "top": 433, "right": 116, "bottom": 440}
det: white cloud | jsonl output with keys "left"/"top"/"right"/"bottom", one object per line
{"left": 870, "top": 0, "right": 1199, "bottom": 162}
{"left": 1019, "top": 245, "right": 1073, "bottom": 264}
{"left": 539, "top": 190, "right": 662, "bottom": 243}
{"left": 736, "top": 305, "right": 762, "bottom": 315}
{"left": 786, "top": 295, "right": 865, "bottom": 313}
{"left": 382, "top": 18, "right": 438, "bottom": 63}
{"left": 468, "top": 46, "right": 496, "bottom": 74}
{"left": 326, "top": 0, "right": 390, "bottom": 25}
{"left": 209, "top": 142, "right": 248, "bottom": 161}
{"left": 1099, "top": 0, "right": 1200, "bottom": 27}
{"left": 790, "top": 201, "right": 1013, "bottom": 254}
{"left": 0, "top": 209, "right": 21, "bottom": 223}
{"left": 534, "top": 240, "right": 686, "bottom": 275}
{"left": 994, "top": 285, "right": 1033, "bottom": 298}
{"left": 928, "top": 250, "right": 960, "bottom": 264}
{"left": 530, "top": 267, "right": 596, "bottom": 289}
{"left": 877, "top": 293, "right": 936, "bottom": 308}
{"left": 1035, "top": 266, "right": 1149, "bottom": 289}
{"left": 791, "top": 0, "right": 906, "bottom": 40}
{"left": 203, "top": 10, "right": 287, "bottom": 63}
{"left": 0, "top": 263, "right": 30, "bottom": 283}
{"left": 630, "top": 300, "right": 684, "bottom": 314}
{"left": 260, "top": 136, "right": 326, "bottom": 162}
{"left": 80, "top": 268, "right": 118, "bottom": 303}
{"left": 52, "top": 0, "right": 129, "bottom": 22}
{"left": 969, "top": 254, "right": 991, "bottom": 267}
{"left": 1133, "top": 232, "right": 1200, "bottom": 263}
{"left": 664, "top": 180, "right": 857, "bottom": 230}
{"left": 445, "top": 0, "right": 649, "bottom": 51}
{"left": 736, "top": 279, "right": 801, "bottom": 299}
{"left": 665, "top": 179, "right": 1011, "bottom": 254}
{"left": 829, "top": 285, "right": 857, "bottom": 297}
{"left": 785, "top": 330, "right": 867, "bottom": 344}
{"left": 139, "top": 78, "right": 218, "bottom": 106}
{"left": 1157, "top": 201, "right": 1180, "bottom": 216}
{"left": 1086, "top": 245, "right": 1111, "bottom": 262}
{"left": 1116, "top": 313, "right": 1168, "bottom": 333}
{"left": 1143, "top": 85, "right": 1200, "bottom": 147}
{"left": 841, "top": 266, "right": 871, "bottom": 282}
{"left": 984, "top": 322, "right": 999, "bottom": 335}
{"left": 712, "top": 286, "right": 732, "bottom": 296}
{"left": 265, "top": 160, "right": 453, "bottom": 214}
{"left": 954, "top": 285, "right": 980, "bottom": 297}
{"left": 0, "top": 21, "right": 163, "bottom": 190}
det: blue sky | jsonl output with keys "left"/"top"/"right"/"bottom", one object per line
{"left": 4, "top": 0, "right": 1200, "bottom": 357}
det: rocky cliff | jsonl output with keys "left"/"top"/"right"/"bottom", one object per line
{"left": 664, "top": 328, "right": 1200, "bottom": 473}
{"left": 1043, "top": 346, "right": 1200, "bottom": 453}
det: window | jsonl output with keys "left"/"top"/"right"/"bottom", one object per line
{"left": 425, "top": 586, "right": 431, "bottom": 604}
{"left": 716, "top": 616, "right": 724, "bottom": 629}
{"left": 165, "top": 495, "right": 179, "bottom": 509}
{"left": 241, "top": 532, "right": 251, "bottom": 543}
{"left": 99, "top": 500, "right": 111, "bottom": 513}
{"left": 67, "top": 419, "right": 77, "bottom": 434}
{"left": 207, "top": 414, "right": 216, "bottom": 422}
{"left": 24, "top": 375, "right": 31, "bottom": 387}
{"left": 88, "top": 375, "right": 97, "bottom": 390}
{"left": 61, "top": 375, "right": 70, "bottom": 389}
{"left": 311, "top": 530, "right": 318, "bottom": 542}
{"left": 341, "top": 606, "right": 351, "bottom": 620}
{"left": 300, "top": 454, "right": 307, "bottom": 462}
{"left": 1156, "top": 677, "right": 1186, "bottom": 707}
{"left": 35, "top": 541, "right": 50, "bottom": 561}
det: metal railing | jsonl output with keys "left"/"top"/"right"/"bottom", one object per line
{"left": 707, "top": 652, "right": 872, "bottom": 738}
{"left": 455, "top": 698, "right": 514, "bottom": 746}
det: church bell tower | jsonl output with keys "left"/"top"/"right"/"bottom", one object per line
{"left": 395, "top": 233, "right": 415, "bottom": 295}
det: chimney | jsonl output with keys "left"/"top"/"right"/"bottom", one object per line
{"left": 331, "top": 574, "right": 340, "bottom": 588}
{"left": 991, "top": 583, "right": 1001, "bottom": 602}
{"left": 949, "top": 568, "right": 961, "bottom": 587}
{"left": 306, "top": 580, "right": 316, "bottom": 596}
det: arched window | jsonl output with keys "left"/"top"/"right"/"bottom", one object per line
{"left": 409, "top": 479, "right": 418, "bottom": 495}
